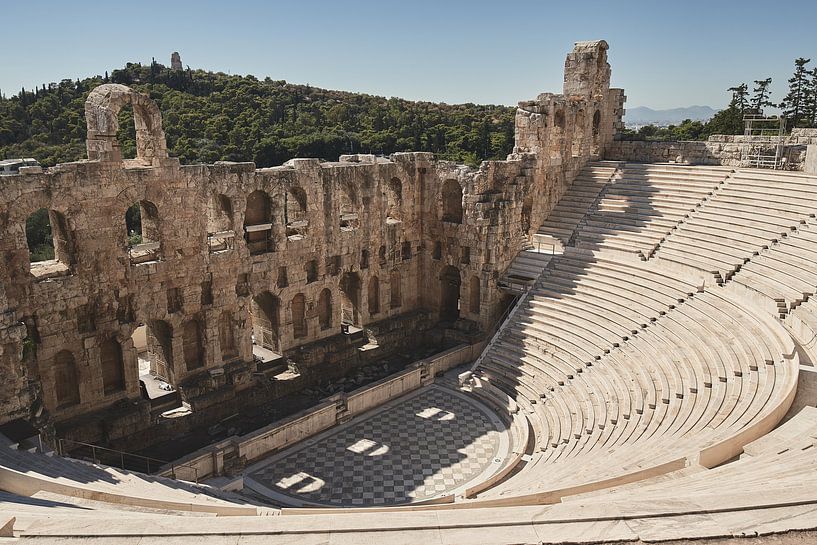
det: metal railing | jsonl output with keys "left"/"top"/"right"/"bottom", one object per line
{"left": 57, "top": 438, "right": 199, "bottom": 483}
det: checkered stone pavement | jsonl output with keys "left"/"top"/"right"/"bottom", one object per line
{"left": 245, "top": 386, "right": 506, "bottom": 506}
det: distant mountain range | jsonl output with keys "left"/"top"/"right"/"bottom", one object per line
{"left": 625, "top": 105, "right": 717, "bottom": 126}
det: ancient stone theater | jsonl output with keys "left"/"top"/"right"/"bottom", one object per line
{"left": 3, "top": 40, "right": 817, "bottom": 544}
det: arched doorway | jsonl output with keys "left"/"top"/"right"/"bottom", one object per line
{"left": 440, "top": 266, "right": 461, "bottom": 321}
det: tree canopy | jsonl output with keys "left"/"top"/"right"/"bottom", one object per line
{"left": 0, "top": 61, "right": 516, "bottom": 168}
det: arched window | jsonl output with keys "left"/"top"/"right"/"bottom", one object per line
{"left": 469, "top": 276, "right": 481, "bottom": 315}
{"left": 26, "top": 208, "right": 73, "bottom": 272}
{"left": 360, "top": 249, "right": 370, "bottom": 269}
{"left": 441, "top": 180, "right": 463, "bottom": 224}
{"left": 207, "top": 194, "right": 234, "bottom": 252}
{"left": 318, "top": 288, "right": 332, "bottom": 330}
{"left": 183, "top": 319, "right": 203, "bottom": 371}
{"left": 251, "top": 292, "right": 281, "bottom": 353}
{"left": 368, "top": 276, "right": 380, "bottom": 316}
{"left": 390, "top": 270, "right": 402, "bottom": 309}
{"left": 126, "top": 200, "right": 161, "bottom": 263}
{"left": 54, "top": 350, "right": 80, "bottom": 407}
{"left": 219, "top": 311, "right": 237, "bottom": 360}
{"left": 286, "top": 186, "right": 308, "bottom": 240}
{"left": 386, "top": 177, "right": 403, "bottom": 222}
{"left": 244, "top": 190, "right": 274, "bottom": 255}
{"left": 100, "top": 338, "right": 125, "bottom": 395}
{"left": 292, "top": 293, "right": 307, "bottom": 339}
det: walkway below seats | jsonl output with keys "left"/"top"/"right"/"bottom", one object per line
{"left": 243, "top": 385, "right": 509, "bottom": 506}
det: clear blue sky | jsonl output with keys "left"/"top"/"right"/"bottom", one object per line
{"left": 2, "top": 0, "right": 816, "bottom": 110}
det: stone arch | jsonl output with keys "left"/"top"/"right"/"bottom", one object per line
{"left": 368, "top": 276, "right": 380, "bottom": 316}
{"left": 182, "top": 318, "right": 203, "bottom": 371}
{"left": 571, "top": 108, "right": 586, "bottom": 157}
{"left": 54, "top": 349, "right": 80, "bottom": 408}
{"left": 340, "top": 272, "right": 361, "bottom": 326}
{"left": 469, "top": 276, "right": 481, "bottom": 315}
{"left": 219, "top": 311, "right": 238, "bottom": 360}
{"left": 441, "top": 180, "right": 463, "bottom": 224}
{"left": 85, "top": 84, "right": 168, "bottom": 165}
{"left": 318, "top": 288, "right": 333, "bottom": 330}
{"left": 251, "top": 292, "right": 281, "bottom": 353}
{"left": 292, "top": 293, "right": 307, "bottom": 339}
{"left": 146, "top": 320, "right": 173, "bottom": 381}
{"left": 386, "top": 177, "right": 403, "bottom": 222}
{"left": 25, "top": 208, "right": 74, "bottom": 269}
{"left": 390, "top": 269, "right": 402, "bottom": 309}
{"left": 100, "top": 337, "right": 125, "bottom": 396}
{"left": 125, "top": 200, "right": 161, "bottom": 263}
{"left": 244, "top": 190, "right": 274, "bottom": 255}
{"left": 440, "top": 266, "right": 461, "bottom": 321}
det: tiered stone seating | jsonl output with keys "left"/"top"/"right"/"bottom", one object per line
{"left": 500, "top": 161, "right": 620, "bottom": 292}
{"left": 0, "top": 435, "right": 259, "bottom": 516}
{"left": 654, "top": 168, "right": 817, "bottom": 280}
{"left": 729, "top": 221, "right": 817, "bottom": 317}
{"left": 574, "top": 163, "right": 732, "bottom": 257}
{"left": 535, "top": 161, "right": 620, "bottom": 247}
{"left": 474, "top": 249, "right": 797, "bottom": 500}
{"left": 567, "top": 406, "right": 817, "bottom": 506}
{"left": 4, "top": 164, "right": 817, "bottom": 543}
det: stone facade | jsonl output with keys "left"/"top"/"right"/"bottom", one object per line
{"left": 0, "top": 41, "right": 623, "bottom": 446}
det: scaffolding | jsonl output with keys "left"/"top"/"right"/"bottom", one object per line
{"left": 741, "top": 114, "right": 787, "bottom": 169}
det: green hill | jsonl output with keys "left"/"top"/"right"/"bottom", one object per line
{"left": 0, "top": 61, "right": 516, "bottom": 168}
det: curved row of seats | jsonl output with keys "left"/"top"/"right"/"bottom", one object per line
{"left": 654, "top": 169, "right": 817, "bottom": 279}
{"left": 473, "top": 247, "right": 798, "bottom": 500}
{"left": 575, "top": 163, "right": 732, "bottom": 257}
{"left": 0, "top": 435, "right": 259, "bottom": 516}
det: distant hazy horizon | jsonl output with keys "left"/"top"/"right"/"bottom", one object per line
{"left": 2, "top": 0, "right": 816, "bottom": 110}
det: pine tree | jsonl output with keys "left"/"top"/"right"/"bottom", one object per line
{"left": 805, "top": 68, "right": 817, "bottom": 127}
{"left": 728, "top": 83, "right": 749, "bottom": 113}
{"left": 780, "top": 58, "right": 811, "bottom": 127}
{"left": 750, "top": 78, "right": 774, "bottom": 114}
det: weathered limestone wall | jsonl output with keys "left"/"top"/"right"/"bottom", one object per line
{"left": 0, "top": 40, "right": 623, "bottom": 445}
{"left": 606, "top": 128, "right": 817, "bottom": 168}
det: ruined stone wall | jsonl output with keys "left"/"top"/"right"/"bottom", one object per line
{"left": 605, "top": 128, "right": 817, "bottom": 169}
{"left": 0, "top": 40, "right": 623, "bottom": 442}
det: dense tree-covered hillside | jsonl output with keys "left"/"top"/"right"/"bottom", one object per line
{"left": 0, "top": 61, "right": 516, "bottom": 168}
